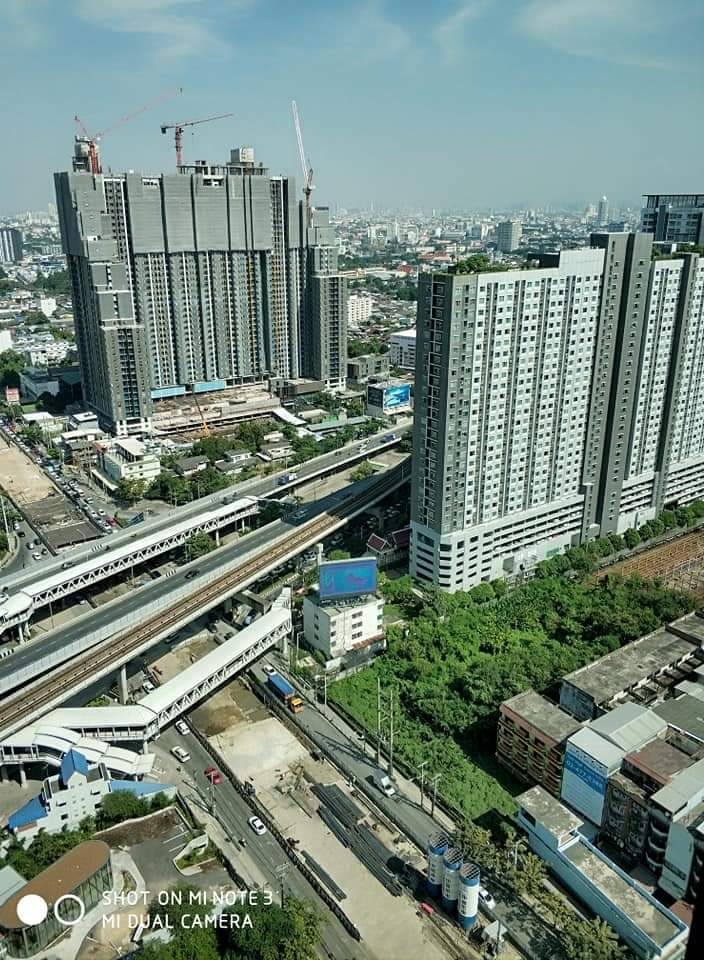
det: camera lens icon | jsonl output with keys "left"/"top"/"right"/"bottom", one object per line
{"left": 16, "top": 893, "right": 85, "bottom": 928}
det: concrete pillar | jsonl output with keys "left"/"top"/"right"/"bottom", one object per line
{"left": 18, "top": 764, "right": 26, "bottom": 788}
{"left": 0, "top": 764, "right": 7, "bottom": 783}
{"left": 215, "top": 529, "right": 221, "bottom": 546}
{"left": 118, "top": 664, "right": 129, "bottom": 705}
{"left": 141, "top": 740, "right": 149, "bottom": 755}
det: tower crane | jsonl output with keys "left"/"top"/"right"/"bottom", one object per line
{"left": 73, "top": 87, "right": 181, "bottom": 175}
{"left": 160, "top": 113, "right": 233, "bottom": 168}
{"left": 292, "top": 100, "right": 314, "bottom": 228}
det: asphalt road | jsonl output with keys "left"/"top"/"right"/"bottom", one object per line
{"left": 1, "top": 419, "right": 412, "bottom": 596}
{"left": 158, "top": 724, "right": 371, "bottom": 960}
{"left": 1, "top": 517, "right": 41, "bottom": 577}
{"left": 0, "top": 469, "right": 402, "bottom": 694}
{"left": 251, "top": 660, "right": 565, "bottom": 960}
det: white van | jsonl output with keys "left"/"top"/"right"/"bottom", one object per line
{"left": 171, "top": 745, "right": 191, "bottom": 763}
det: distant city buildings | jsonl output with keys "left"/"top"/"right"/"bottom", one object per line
{"left": 410, "top": 233, "right": 704, "bottom": 589}
{"left": 347, "top": 292, "right": 374, "bottom": 328}
{"left": 0, "top": 227, "right": 22, "bottom": 264}
{"left": 496, "top": 220, "right": 522, "bottom": 253}
{"left": 55, "top": 144, "right": 347, "bottom": 435}
{"left": 641, "top": 194, "right": 704, "bottom": 246}
{"left": 597, "top": 195, "right": 609, "bottom": 226}
{"left": 389, "top": 328, "right": 416, "bottom": 370}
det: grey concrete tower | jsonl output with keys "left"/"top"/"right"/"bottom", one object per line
{"left": 55, "top": 145, "right": 345, "bottom": 434}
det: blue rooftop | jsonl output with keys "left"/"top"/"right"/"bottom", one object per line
{"left": 8, "top": 795, "right": 47, "bottom": 832}
{"left": 60, "top": 749, "right": 89, "bottom": 785}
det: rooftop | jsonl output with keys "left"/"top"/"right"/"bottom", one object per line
{"left": 517, "top": 785, "right": 583, "bottom": 837}
{"left": 501, "top": 690, "right": 582, "bottom": 744}
{"left": 654, "top": 694, "right": 704, "bottom": 745}
{"left": 625, "top": 738, "right": 693, "bottom": 786}
{"left": 0, "top": 840, "right": 110, "bottom": 930}
{"left": 567, "top": 725, "right": 626, "bottom": 769}
{"left": 590, "top": 702, "right": 667, "bottom": 752}
{"left": 650, "top": 756, "right": 704, "bottom": 816}
{"left": 565, "top": 841, "right": 683, "bottom": 949}
{"left": 562, "top": 625, "right": 698, "bottom": 706}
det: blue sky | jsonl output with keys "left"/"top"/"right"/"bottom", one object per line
{"left": 2, "top": 0, "right": 703, "bottom": 214}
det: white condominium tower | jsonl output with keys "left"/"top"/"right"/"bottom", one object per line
{"left": 410, "top": 233, "right": 704, "bottom": 590}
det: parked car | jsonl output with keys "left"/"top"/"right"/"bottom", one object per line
{"left": 171, "top": 745, "right": 190, "bottom": 763}
{"left": 175, "top": 720, "right": 189, "bottom": 736}
{"left": 142, "top": 680, "right": 155, "bottom": 693}
{"left": 32, "top": 553, "right": 42, "bottom": 561}
{"left": 263, "top": 664, "right": 276, "bottom": 676}
{"left": 248, "top": 815, "right": 266, "bottom": 836}
{"left": 479, "top": 887, "right": 496, "bottom": 911}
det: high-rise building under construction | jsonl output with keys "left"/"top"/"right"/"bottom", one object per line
{"left": 55, "top": 144, "right": 346, "bottom": 434}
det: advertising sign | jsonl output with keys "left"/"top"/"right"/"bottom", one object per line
{"left": 382, "top": 383, "right": 411, "bottom": 412}
{"left": 5, "top": 387, "right": 19, "bottom": 405}
{"left": 319, "top": 557, "right": 378, "bottom": 601}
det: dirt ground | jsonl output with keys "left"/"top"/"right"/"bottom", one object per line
{"left": 0, "top": 435, "right": 54, "bottom": 504}
{"left": 97, "top": 808, "right": 183, "bottom": 847}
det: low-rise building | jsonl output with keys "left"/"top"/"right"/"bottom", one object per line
{"left": 6, "top": 749, "right": 176, "bottom": 845}
{"left": 303, "top": 590, "right": 384, "bottom": 667}
{"left": 389, "top": 329, "right": 416, "bottom": 370}
{"left": 347, "top": 353, "right": 390, "bottom": 383}
{"left": 0, "top": 840, "right": 112, "bottom": 958}
{"left": 95, "top": 437, "right": 161, "bottom": 488}
{"left": 516, "top": 786, "right": 689, "bottom": 960}
{"left": 496, "top": 690, "right": 582, "bottom": 796}
{"left": 646, "top": 757, "right": 704, "bottom": 900}
{"left": 18, "top": 364, "right": 81, "bottom": 403}
{"left": 347, "top": 293, "right": 374, "bottom": 328}
{"left": 174, "top": 455, "right": 209, "bottom": 477}
{"left": 259, "top": 440, "right": 295, "bottom": 461}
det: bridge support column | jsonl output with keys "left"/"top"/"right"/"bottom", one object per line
{"left": 18, "top": 764, "right": 26, "bottom": 788}
{"left": 214, "top": 529, "right": 220, "bottom": 546}
{"left": 118, "top": 664, "right": 129, "bottom": 705}
{"left": 0, "top": 765, "right": 7, "bottom": 783}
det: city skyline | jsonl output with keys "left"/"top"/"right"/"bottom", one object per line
{"left": 1, "top": 0, "right": 703, "bottom": 214}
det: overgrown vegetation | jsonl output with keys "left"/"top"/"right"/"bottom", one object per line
{"left": 535, "top": 503, "right": 704, "bottom": 578}
{"left": 331, "top": 574, "right": 693, "bottom": 819}
{"left": 142, "top": 886, "right": 322, "bottom": 960}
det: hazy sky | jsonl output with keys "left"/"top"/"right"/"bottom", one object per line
{"left": 2, "top": 0, "right": 703, "bottom": 214}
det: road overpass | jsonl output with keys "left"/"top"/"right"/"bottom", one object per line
{"left": 0, "top": 422, "right": 410, "bottom": 638}
{"left": 0, "top": 464, "right": 409, "bottom": 740}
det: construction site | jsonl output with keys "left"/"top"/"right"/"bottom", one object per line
{"left": 598, "top": 525, "right": 704, "bottom": 596}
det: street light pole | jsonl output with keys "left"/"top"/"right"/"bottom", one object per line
{"left": 417, "top": 760, "right": 428, "bottom": 810}
{"left": 430, "top": 773, "right": 441, "bottom": 819}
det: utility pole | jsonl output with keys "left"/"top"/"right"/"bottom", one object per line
{"left": 376, "top": 677, "right": 382, "bottom": 766}
{"left": 376, "top": 680, "right": 395, "bottom": 776}
{"left": 0, "top": 495, "right": 9, "bottom": 539}
{"left": 274, "top": 862, "right": 289, "bottom": 908}
{"left": 430, "top": 773, "right": 441, "bottom": 819}
{"left": 417, "top": 761, "right": 428, "bottom": 810}
{"left": 388, "top": 687, "right": 395, "bottom": 778}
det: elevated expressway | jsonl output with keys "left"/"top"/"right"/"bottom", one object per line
{"left": 0, "top": 464, "right": 409, "bottom": 742}
{"left": 0, "top": 423, "right": 410, "bottom": 638}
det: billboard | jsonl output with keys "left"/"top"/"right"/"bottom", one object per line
{"left": 5, "top": 387, "right": 19, "bottom": 405}
{"left": 366, "top": 383, "right": 412, "bottom": 415}
{"left": 319, "top": 557, "right": 378, "bottom": 601}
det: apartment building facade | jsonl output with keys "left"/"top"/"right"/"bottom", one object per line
{"left": 55, "top": 146, "right": 346, "bottom": 434}
{"left": 641, "top": 194, "right": 704, "bottom": 246}
{"left": 410, "top": 235, "right": 704, "bottom": 589}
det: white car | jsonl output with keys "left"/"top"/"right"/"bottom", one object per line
{"left": 262, "top": 664, "right": 276, "bottom": 676}
{"left": 142, "top": 680, "right": 155, "bottom": 693}
{"left": 32, "top": 553, "right": 42, "bottom": 561}
{"left": 479, "top": 886, "right": 496, "bottom": 911}
{"left": 175, "top": 720, "right": 189, "bottom": 736}
{"left": 248, "top": 815, "right": 267, "bottom": 836}
{"left": 171, "top": 745, "right": 191, "bottom": 763}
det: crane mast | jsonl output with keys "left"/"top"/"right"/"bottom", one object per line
{"left": 292, "top": 100, "right": 314, "bottom": 228}
{"left": 160, "top": 113, "right": 234, "bottom": 168}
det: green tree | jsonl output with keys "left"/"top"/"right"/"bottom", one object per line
{"left": 0, "top": 532, "right": 8, "bottom": 555}
{"left": 470, "top": 582, "right": 495, "bottom": 604}
{"left": 146, "top": 471, "right": 191, "bottom": 505}
{"left": 220, "top": 897, "right": 322, "bottom": 960}
{"left": 185, "top": 531, "right": 216, "bottom": 559}
{"left": 623, "top": 528, "right": 641, "bottom": 549}
{"left": 0, "top": 350, "right": 25, "bottom": 390}
{"left": 351, "top": 461, "right": 375, "bottom": 481}
{"left": 115, "top": 478, "right": 146, "bottom": 504}
{"left": 327, "top": 549, "right": 351, "bottom": 561}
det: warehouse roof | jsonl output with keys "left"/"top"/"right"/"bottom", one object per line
{"left": 562, "top": 627, "right": 697, "bottom": 707}
{"left": 501, "top": 690, "right": 582, "bottom": 744}
{"left": 590, "top": 702, "right": 667, "bottom": 752}
{"left": 517, "top": 786, "right": 583, "bottom": 837}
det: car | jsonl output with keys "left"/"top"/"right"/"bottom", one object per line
{"left": 184, "top": 569, "right": 200, "bottom": 580}
{"left": 98, "top": 510, "right": 106, "bottom": 516}
{"left": 204, "top": 766, "right": 222, "bottom": 785}
{"left": 171, "top": 745, "right": 191, "bottom": 763}
{"left": 16, "top": 530, "right": 25, "bottom": 538}
{"left": 263, "top": 664, "right": 276, "bottom": 676}
{"left": 248, "top": 815, "right": 266, "bottom": 836}
{"left": 175, "top": 720, "right": 189, "bottom": 736}
{"left": 32, "top": 553, "right": 42, "bottom": 560}
{"left": 41, "top": 549, "right": 47, "bottom": 556}
{"left": 142, "top": 680, "right": 155, "bottom": 693}
{"left": 479, "top": 887, "right": 496, "bottom": 911}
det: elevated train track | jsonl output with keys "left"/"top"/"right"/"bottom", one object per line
{"left": 0, "top": 468, "right": 407, "bottom": 739}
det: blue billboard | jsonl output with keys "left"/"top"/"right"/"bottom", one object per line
{"left": 383, "top": 384, "right": 411, "bottom": 412}
{"left": 319, "top": 558, "right": 378, "bottom": 601}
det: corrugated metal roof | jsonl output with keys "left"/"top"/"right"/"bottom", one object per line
{"left": 60, "top": 748, "right": 89, "bottom": 784}
{"left": 590, "top": 702, "right": 666, "bottom": 752}
{"left": 8, "top": 795, "right": 47, "bottom": 831}
{"left": 567, "top": 726, "right": 625, "bottom": 769}
{"left": 651, "top": 757, "right": 704, "bottom": 816}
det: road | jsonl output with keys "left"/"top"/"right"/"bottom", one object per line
{"left": 1, "top": 517, "right": 41, "bottom": 577}
{"left": 0, "top": 466, "right": 408, "bottom": 700}
{"left": 251, "top": 660, "right": 564, "bottom": 960}
{"left": 157, "top": 724, "right": 372, "bottom": 960}
{"left": 0, "top": 419, "right": 412, "bottom": 597}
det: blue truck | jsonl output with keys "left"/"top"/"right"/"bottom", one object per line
{"left": 267, "top": 672, "right": 304, "bottom": 713}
